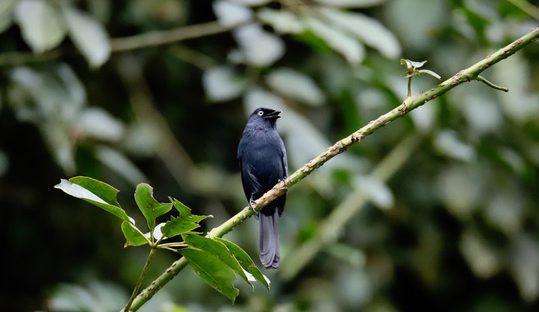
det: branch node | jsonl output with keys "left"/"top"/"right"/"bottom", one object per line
{"left": 475, "top": 75, "right": 509, "bottom": 92}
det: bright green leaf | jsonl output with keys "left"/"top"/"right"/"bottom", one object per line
{"left": 134, "top": 183, "right": 173, "bottom": 230}
{"left": 181, "top": 248, "right": 239, "bottom": 303}
{"left": 183, "top": 235, "right": 252, "bottom": 287}
{"left": 216, "top": 238, "right": 270, "bottom": 289}
{"left": 161, "top": 199, "right": 208, "bottom": 238}
{"left": 121, "top": 221, "right": 149, "bottom": 247}
{"left": 63, "top": 6, "right": 110, "bottom": 67}
{"left": 54, "top": 177, "right": 130, "bottom": 221}
{"left": 14, "top": 0, "right": 66, "bottom": 52}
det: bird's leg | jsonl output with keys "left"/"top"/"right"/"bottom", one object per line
{"left": 249, "top": 196, "right": 259, "bottom": 218}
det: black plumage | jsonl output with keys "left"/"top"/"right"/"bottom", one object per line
{"left": 237, "top": 107, "right": 288, "bottom": 269}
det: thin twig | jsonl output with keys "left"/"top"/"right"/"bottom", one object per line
{"left": 128, "top": 26, "right": 539, "bottom": 311}
{"left": 475, "top": 75, "right": 509, "bottom": 92}
{"left": 123, "top": 248, "right": 157, "bottom": 312}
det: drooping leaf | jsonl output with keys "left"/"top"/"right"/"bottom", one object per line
{"left": 417, "top": 69, "right": 441, "bottom": 80}
{"left": 63, "top": 6, "right": 110, "bottom": 67}
{"left": 305, "top": 17, "right": 365, "bottom": 63}
{"left": 181, "top": 248, "right": 239, "bottom": 303}
{"left": 95, "top": 146, "right": 147, "bottom": 186}
{"left": 54, "top": 177, "right": 129, "bottom": 221}
{"left": 266, "top": 68, "right": 325, "bottom": 106}
{"left": 134, "top": 183, "right": 173, "bottom": 230}
{"left": 77, "top": 107, "right": 124, "bottom": 141}
{"left": 233, "top": 24, "right": 285, "bottom": 66}
{"left": 216, "top": 238, "right": 270, "bottom": 289}
{"left": 14, "top": 0, "right": 66, "bottom": 52}
{"left": 161, "top": 199, "right": 208, "bottom": 238}
{"left": 318, "top": 8, "right": 401, "bottom": 59}
{"left": 121, "top": 221, "right": 149, "bottom": 247}
{"left": 257, "top": 8, "right": 304, "bottom": 34}
{"left": 183, "top": 235, "right": 252, "bottom": 287}
{"left": 213, "top": 0, "right": 252, "bottom": 27}
{"left": 202, "top": 66, "right": 247, "bottom": 102}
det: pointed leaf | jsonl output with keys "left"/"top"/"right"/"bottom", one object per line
{"left": 184, "top": 235, "right": 251, "bottom": 287}
{"left": 63, "top": 6, "right": 110, "bottom": 67}
{"left": 216, "top": 238, "right": 270, "bottom": 289}
{"left": 14, "top": 0, "right": 66, "bottom": 52}
{"left": 121, "top": 221, "right": 149, "bottom": 247}
{"left": 134, "top": 183, "right": 173, "bottom": 230}
{"left": 181, "top": 248, "right": 239, "bottom": 302}
{"left": 162, "top": 199, "right": 209, "bottom": 238}
{"left": 54, "top": 177, "right": 129, "bottom": 221}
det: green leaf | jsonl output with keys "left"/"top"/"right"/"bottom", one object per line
{"left": 183, "top": 235, "right": 252, "bottom": 287}
{"left": 121, "top": 221, "right": 149, "bottom": 247}
{"left": 266, "top": 68, "right": 325, "bottom": 106}
{"left": 134, "top": 183, "right": 173, "bottom": 230}
{"left": 181, "top": 248, "right": 239, "bottom": 303}
{"left": 63, "top": 6, "right": 110, "bottom": 67}
{"left": 305, "top": 17, "right": 365, "bottom": 63}
{"left": 54, "top": 177, "right": 130, "bottom": 221}
{"left": 161, "top": 199, "right": 208, "bottom": 238}
{"left": 318, "top": 8, "right": 401, "bottom": 59}
{"left": 14, "top": 0, "right": 66, "bottom": 52}
{"left": 0, "top": 0, "right": 17, "bottom": 34}
{"left": 257, "top": 8, "right": 304, "bottom": 34}
{"left": 216, "top": 238, "right": 270, "bottom": 289}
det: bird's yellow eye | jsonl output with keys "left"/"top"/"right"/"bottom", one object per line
{"left": 257, "top": 111, "right": 264, "bottom": 116}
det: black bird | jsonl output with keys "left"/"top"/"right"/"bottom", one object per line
{"left": 238, "top": 107, "right": 288, "bottom": 269}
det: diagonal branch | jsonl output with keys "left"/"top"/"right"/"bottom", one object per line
{"left": 129, "top": 27, "right": 539, "bottom": 311}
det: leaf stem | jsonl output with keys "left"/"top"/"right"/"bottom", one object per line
{"left": 123, "top": 248, "right": 157, "bottom": 312}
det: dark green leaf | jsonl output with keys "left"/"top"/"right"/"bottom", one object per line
{"left": 55, "top": 177, "right": 129, "bottom": 221}
{"left": 134, "top": 183, "right": 173, "bottom": 230}
{"left": 121, "top": 221, "right": 149, "bottom": 247}
{"left": 184, "top": 235, "right": 251, "bottom": 287}
{"left": 181, "top": 248, "right": 239, "bottom": 302}
{"left": 216, "top": 238, "right": 270, "bottom": 289}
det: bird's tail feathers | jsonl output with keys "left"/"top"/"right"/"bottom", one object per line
{"left": 259, "top": 210, "right": 280, "bottom": 269}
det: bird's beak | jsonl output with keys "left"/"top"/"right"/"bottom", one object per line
{"left": 265, "top": 110, "right": 281, "bottom": 119}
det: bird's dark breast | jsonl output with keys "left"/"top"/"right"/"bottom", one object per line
{"left": 239, "top": 130, "right": 286, "bottom": 215}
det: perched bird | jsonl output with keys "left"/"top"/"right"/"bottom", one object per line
{"left": 238, "top": 107, "right": 288, "bottom": 269}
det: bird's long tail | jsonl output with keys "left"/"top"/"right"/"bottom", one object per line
{"left": 259, "top": 210, "right": 280, "bottom": 269}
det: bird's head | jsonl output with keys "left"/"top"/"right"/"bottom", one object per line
{"left": 248, "top": 107, "right": 281, "bottom": 126}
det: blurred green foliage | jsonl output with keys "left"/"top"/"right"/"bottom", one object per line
{"left": 1, "top": 0, "right": 539, "bottom": 311}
